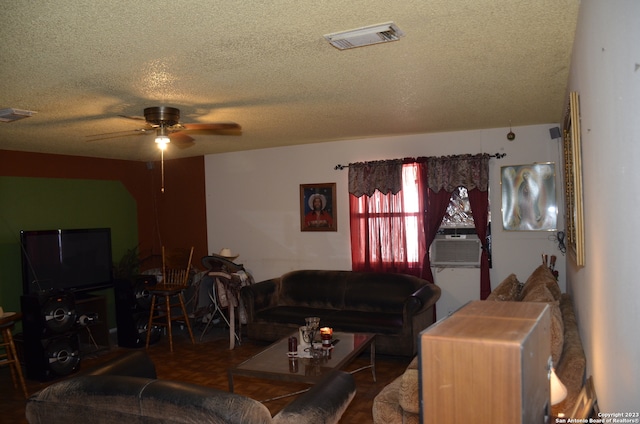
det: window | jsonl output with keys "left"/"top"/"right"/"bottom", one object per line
{"left": 349, "top": 163, "right": 422, "bottom": 271}
{"left": 436, "top": 186, "right": 491, "bottom": 268}
{"left": 441, "top": 187, "right": 475, "bottom": 229}
{"left": 351, "top": 166, "right": 488, "bottom": 267}
{"left": 348, "top": 154, "right": 491, "bottom": 296}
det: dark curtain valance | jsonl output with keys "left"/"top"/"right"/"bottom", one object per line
{"left": 348, "top": 159, "right": 404, "bottom": 197}
{"left": 348, "top": 154, "right": 490, "bottom": 196}
{"left": 422, "top": 153, "right": 490, "bottom": 192}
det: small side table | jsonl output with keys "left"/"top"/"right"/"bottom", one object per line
{"left": 0, "top": 311, "right": 29, "bottom": 398}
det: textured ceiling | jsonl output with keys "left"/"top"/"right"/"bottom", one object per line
{"left": 0, "top": 1, "right": 579, "bottom": 161}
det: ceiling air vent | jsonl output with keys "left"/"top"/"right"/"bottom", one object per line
{"left": 0, "top": 108, "right": 37, "bottom": 123}
{"left": 324, "top": 22, "right": 405, "bottom": 50}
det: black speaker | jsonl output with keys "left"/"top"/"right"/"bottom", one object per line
{"left": 114, "top": 276, "right": 161, "bottom": 348}
{"left": 21, "top": 292, "right": 77, "bottom": 337}
{"left": 24, "top": 333, "right": 81, "bottom": 380}
{"left": 20, "top": 292, "right": 81, "bottom": 380}
{"left": 549, "top": 126, "right": 561, "bottom": 139}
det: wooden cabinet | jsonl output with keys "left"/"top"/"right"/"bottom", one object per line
{"left": 419, "top": 301, "right": 551, "bottom": 424}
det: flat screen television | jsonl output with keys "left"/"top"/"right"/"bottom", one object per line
{"left": 20, "top": 228, "right": 114, "bottom": 295}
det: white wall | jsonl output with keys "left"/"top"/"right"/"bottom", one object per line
{"left": 205, "top": 123, "right": 565, "bottom": 319}
{"left": 566, "top": 0, "right": 640, "bottom": 412}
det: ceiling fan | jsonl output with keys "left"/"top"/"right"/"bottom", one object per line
{"left": 87, "top": 106, "right": 241, "bottom": 194}
{"left": 86, "top": 106, "right": 241, "bottom": 149}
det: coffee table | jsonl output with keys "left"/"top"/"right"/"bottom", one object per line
{"left": 228, "top": 331, "right": 376, "bottom": 396}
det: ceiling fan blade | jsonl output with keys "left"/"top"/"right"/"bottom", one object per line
{"left": 169, "top": 131, "right": 196, "bottom": 149}
{"left": 85, "top": 128, "right": 150, "bottom": 141}
{"left": 118, "top": 114, "right": 147, "bottom": 121}
{"left": 180, "top": 122, "right": 241, "bottom": 131}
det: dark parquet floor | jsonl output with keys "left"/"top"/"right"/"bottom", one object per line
{"left": 1, "top": 322, "right": 411, "bottom": 423}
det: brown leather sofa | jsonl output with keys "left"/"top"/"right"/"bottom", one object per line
{"left": 241, "top": 270, "right": 441, "bottom": 357}
{"left": 26, "top": 350, "right": 357, "bottom": 424}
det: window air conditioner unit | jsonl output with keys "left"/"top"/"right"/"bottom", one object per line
{"left": 430, "top": 234, "right": 482, "bottom": 268}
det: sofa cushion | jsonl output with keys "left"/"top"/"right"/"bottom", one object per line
{"left": 253, "top": 306, "right": 340, "bottom": 325}
{"left": 486, "top": 274, "right": 521, "bottom": 301}
{"left": 520, "top": 283, "right": 564, "bottom": 365}
{"left": 520, "top": 264, "right": 561, "bottom": 301}
{"left": 552, "top": 294, "right": 587, "bottom": 416}
{"left": 372, "top": 375, "right": 419, "bottom": 424}
{"left": 406, "top": 356, "right": 418, "bottom": 370}
{"left": 323, "top": 310, "right": 403, "bottom": 335}
{"left": 26, "top": 375, "right": 274, "bottom": 424}
{"left": 26, "top": 376, "right": 154, "bottom": 424}
{"left": 399, "top": 367, "right": 419, "bottom": 414}
{"left": 372, "top": 376, "right": 403, "bottom": 423}
{"left": 373, "top": 356, "right": 421, "bottom": 423}
{"left": 279, "top": 270, "right": 347, "bottom": 309}
{"left": 142, "top": 380, "right": 273, "bottom": 423}
{"left": 342, "top": 273, "right": 424, "bottom": 313}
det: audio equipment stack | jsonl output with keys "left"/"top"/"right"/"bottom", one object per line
{"left": 113, "top": 275, "right": 161, "bottom": 348}
{"left": 20, "top": 291, "right": 81, "bottom": 381}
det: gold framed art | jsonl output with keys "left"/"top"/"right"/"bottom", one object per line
{"left": 569, "top": 376, "right": 597, "bottom": 419}
{"left": 563, "top": 91, "right": 585, "bottom": 267}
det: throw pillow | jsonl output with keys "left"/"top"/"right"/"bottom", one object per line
{"left": 486, "top": 274, "right": 521, "bottom": 301}
{"left": 520, "top": 264, "right": 561, "bottom": 301}
{"left": 521, "top": 283, "right": 564, "bottom": 365}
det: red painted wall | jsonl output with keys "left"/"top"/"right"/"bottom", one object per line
{"left": 0, "top": 150, "right": 208, "bottom": 271}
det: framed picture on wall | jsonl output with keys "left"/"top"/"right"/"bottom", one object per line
{"left": 300, "top": 183, "right": 337, "bottom": 232}
{"left": 563, "top": 91, "right": 586, "bottom": 267}
{"left": 500, "top": 162, "right": 557, "bottom": 231}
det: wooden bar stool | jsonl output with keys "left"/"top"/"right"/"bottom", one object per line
{"left": 0, "top": 311, "right": 28, "bottom": 398}
{"left": 146, "top": 246, "right": 196, "bottom": 352}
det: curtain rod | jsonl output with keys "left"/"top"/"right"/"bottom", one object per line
{"left": 334, "top": 153, "right": 507, "bottom": 170}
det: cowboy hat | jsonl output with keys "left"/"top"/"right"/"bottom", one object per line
{"left": 201, "top": 251, "right": 243, "bottom": 272}
{"left": 217, "top": 248, "right": 239, "bottom": 261}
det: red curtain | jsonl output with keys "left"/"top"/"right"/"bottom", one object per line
{"left": 420, "top": 187, "right": 454, "bottom": 284}
{"left": 349, "top": 183, "right": 423, "bottom": 276}
{"left": 467, "top": 188, "right": 491, "bottom": 299}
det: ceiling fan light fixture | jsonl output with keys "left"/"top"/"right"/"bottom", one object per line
{"left": 155, "top": 136, "right": 170, "bottom": 150}
{"left": 324, "top": 22, "right": 405, "bottom": 50}
{"left": 155, "top": 125, "right": 170, "bottom": 150}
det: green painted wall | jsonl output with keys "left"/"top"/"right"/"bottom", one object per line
{"left": 0, "top": 176, "right": 138, "bottom": 329}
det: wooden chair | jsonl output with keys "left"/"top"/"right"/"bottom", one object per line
{"left": 146, "top": 246, "right": 196, "bottom": 352}
{"left": 0, "top": 311, "right": 28, "bottom": 398}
